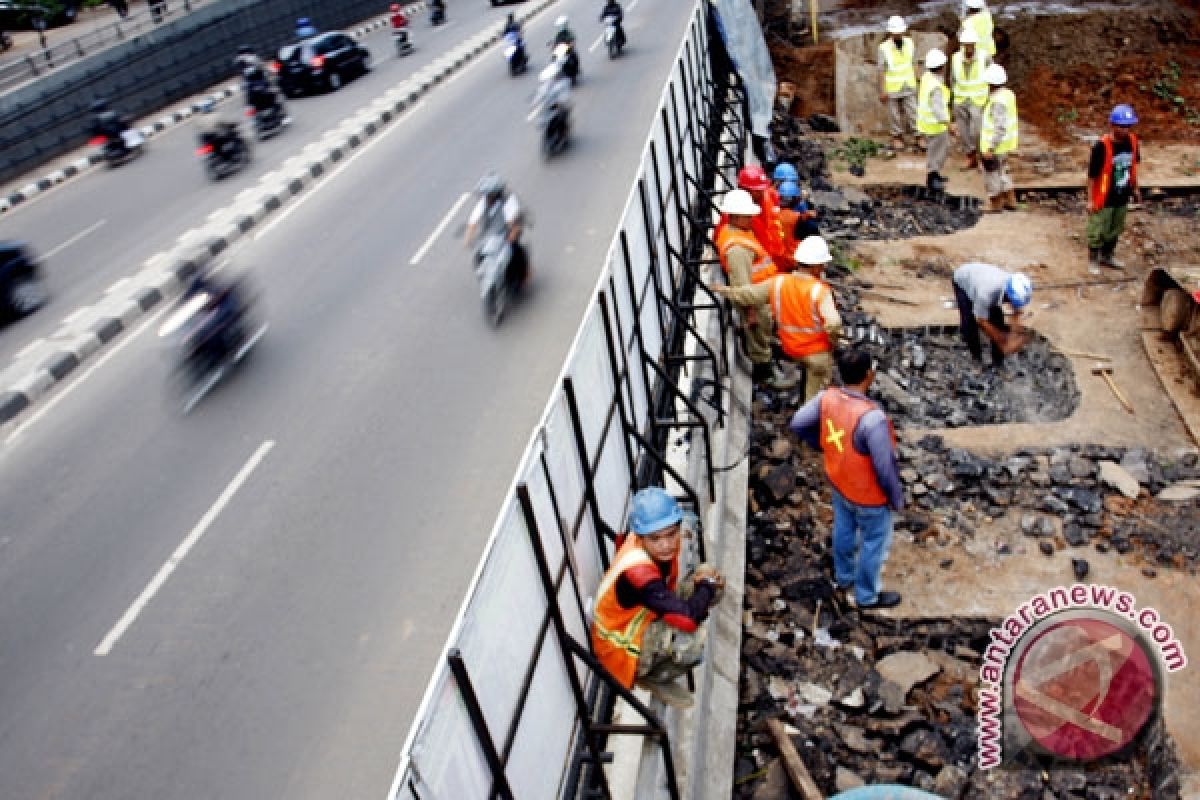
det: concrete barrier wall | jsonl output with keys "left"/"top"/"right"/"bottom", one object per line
{"left": 0, "top": 0, "right": 387, "bottom": 184}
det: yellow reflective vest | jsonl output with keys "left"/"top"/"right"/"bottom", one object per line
{"left": 880, "top": 37, "right": 916, "bottom": 95}
{"left": 916, "top": 71, "right": 949, "bottom": 135}
{"left": 951, "top": 49, "right": 988, "bottom": 107}
{"left": 981, "top": 88, "right": 1018, "bottom": 155}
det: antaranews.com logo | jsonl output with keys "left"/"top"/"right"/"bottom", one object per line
{"left": 977, "top": 583, "right": 1187, "bottom": 768}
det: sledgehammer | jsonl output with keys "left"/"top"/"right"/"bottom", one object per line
{"left": 1092, "top": 364, "right": 1135, "bottom": 415}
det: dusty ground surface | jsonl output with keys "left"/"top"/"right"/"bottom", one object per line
{"left": 735, "top": 3, "right": 1200, "bottom": 793}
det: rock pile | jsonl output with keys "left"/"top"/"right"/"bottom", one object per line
{"left": 735, "top": 410, "right": 1187, "bottom": 798}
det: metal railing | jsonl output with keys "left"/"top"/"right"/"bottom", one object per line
{"left": 0, "top": 0, "right": 215, "bottom": 94}
{"left": 386, "top": 3, "right": 746, "bottom": 799}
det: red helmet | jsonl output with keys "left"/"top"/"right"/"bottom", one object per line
{"left": 737, "top": 165, "right": 770, "bottom": 191}
{"left": 390, "top": 3, "right": 400, "bottom": 10}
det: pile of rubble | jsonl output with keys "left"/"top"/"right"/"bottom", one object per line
{"left": 734, "top": 409, "right": 1187, "bottom": 798}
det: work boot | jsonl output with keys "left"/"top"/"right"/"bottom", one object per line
{"left": 751, "top": 361, "right": 772, "bottom": 384}
{"left": 1088, "top": 247, "right": 1103, "bottom": 274}
{"left": 1099, "top": 247, "right": 1125, "bottom": 269}
{"left": 985, "top": 194, "right": 1005, "bottom": 213}
{"left": 636, "top": 677, "right": 695, "bottom": 709}
{"left": 1003, "top": 189, "right": 1019, "bottom": 211}
{"left": 965, "top": 151, "right": 978, "bottom": 169}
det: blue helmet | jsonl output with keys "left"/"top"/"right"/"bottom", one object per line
{"left": 1109, "top": 104, "right": 1138, "bottom": 127}
{"left": 777, "top": 180, "right": 800, "bottom": 200}
{"left": 1005, "top": 272, "right": 1033, "bottom": 308}
{"left": 772, "top": 162, "right": 799, "bottom": 184}
{"left": 628, "top": 487, "right": 682, "bottom": 536}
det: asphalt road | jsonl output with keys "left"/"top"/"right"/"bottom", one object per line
{"left": 0, "top": 0, "right": 694, "bottom": 797}
{"left": 0, "top": 9, "right": 494, "bottom": 368}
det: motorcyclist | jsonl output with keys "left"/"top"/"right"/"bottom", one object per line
{"left": 553, "top": 15, "right": 576, "bottom": 46}
{"left": 181, "top": 272, "right": 245, "bottom": 372}
{"left": 89, "top": 98, "right": 133, "bottom": 151}
{"left": 389, "top": 3, "right": 412, "bottom": 54}
{"left": 465, "top": 172, "right": 529, "bottom": 288}
{"left": 295, "top": 16, "right": 317, "bottom": 39}
{"left": 532, "top": 52, "right": 572, "bottom": 136}
{"left": 599, "top": 0, "right": 625, "bottom": 49}
{"left": 236, "top": 47, "right": 289, "bottom": 123}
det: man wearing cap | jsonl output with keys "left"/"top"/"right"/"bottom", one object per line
{"left": 591, "top": 487, "right": 723, "bottom": 708}
{"left": 878, "top": 15, "right": 917, "bottom": 151}
{"left": 950, "top": 27, "right": 989, "bottom": 169}
{"left": 1087, "top": 104, "right": 1142, "bottom": 271}
{"left": 962, "top": 0, "right": 995, "bottom": 58}
{"left": 714, "top": 236, "right": 843, "bottom": 402}
{"left": 952, "top": 262, "right": 1032, "bottom": 365}
{"left": 979, "top": 63, "right": 1018, "bottom": 212}
{"left": 789, "top": 347, "right": 904, "bottom": 610}
{"left": 917, "top": 48, "right": 951, "bottom": 191}
{"left": 715, "top": 189, "right": 786, "bottom": 386}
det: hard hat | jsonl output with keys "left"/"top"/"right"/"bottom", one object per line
{"left": 719, "top": 189, "right": 761, "bottom": 216}
{"left": 772, "top": 162, "right": 799, "bottom": 184}
{"left": 925, "top": 48, "right": 947, "bottom": 69}
{"left": 390, "top": 3, "right": 400, "bottom": 10}
{"left": 958, "top": 27, "right": 979, "bottom": 44}
{"left": 1109, "top": 103, "right": 1138, "bottom": 126}
{"left": 628, "top": 487, "right": 683, "bottom": 536}
{"left": 736, "top": 164, "right": 770, "bottom": 191}
{"left": 794, "top": 235, "right": 832, "bottom": 265}
{"left": 886, "top": 15, "right": 907, "bottom": 34}
{"left": 965, "top": 0, "right": 986, "bottom": 9}
{"left": 477, "top": 170, "right": 505, "bottom": 196}
{"left": 777, "top": 180, "right": 801, "bottom": 200}
{"left": 556, "top": 14, "right": 568, "bottom": 27}
{"left": 1005, "top": 273, "right": 1033, "bottom": 308}
{"left": 984, "top": 63, "right": 1007, "bottom": 85}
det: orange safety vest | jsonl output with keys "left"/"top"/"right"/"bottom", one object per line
{"left": 590, "top": 536, "right": 678, "bottom": 688}
{"left": 770, "top": 273, "right": 833, "bottom": 358}
{"left": 716, "top": 225, "right": 777, "bottom": 284}
{"left": 777, "top": 208, "right": 801, "bottom": 272}
{"left": 1090, "top": 133, "right": 1139, "bottom": 211}
{"left": 714, "top": 189, "right": 788, "bottom": 267}
{"left": 819, "top": 388, "right": 896, "bottom": 507}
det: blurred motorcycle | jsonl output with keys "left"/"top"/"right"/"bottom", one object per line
{"left": 197, "top": 121, "right": 251, "bottom": 180}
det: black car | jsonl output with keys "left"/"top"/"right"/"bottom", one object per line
{"left": 272, "top": 32, "right": 370, "bottom": 97}
{"left": 0, "top": 241, "right": 47, "bottom": 320}
{"left": 0, "top": 1, "right": 78, "bottom": 29}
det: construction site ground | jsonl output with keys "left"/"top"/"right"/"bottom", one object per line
{"left": 735, "top": 1, "right": 1200, "bottom": 796}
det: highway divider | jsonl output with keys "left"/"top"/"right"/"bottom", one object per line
{"left": 384, "top": 4, "right": 750, "bottom": 797}
{"left": 0, "top": 0, "right": 559, "bottom": 426}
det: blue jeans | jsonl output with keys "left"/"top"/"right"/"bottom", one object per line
{"left": 831, "top": 488, "right": 894, "bottom": 606}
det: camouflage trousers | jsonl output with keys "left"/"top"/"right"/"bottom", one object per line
{"left": 635, "top": 569, "right": 717, "bottom": 684}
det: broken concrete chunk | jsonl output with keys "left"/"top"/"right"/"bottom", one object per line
{"left": 875, "top": 651, "right": 942, "bottom": 697}
{"left": 1099, "top": 460, "right": 1141, "bottom": 499}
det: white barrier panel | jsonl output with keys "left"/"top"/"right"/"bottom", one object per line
{"left": 387, "top": 3, "right": 735, "bottom": 797}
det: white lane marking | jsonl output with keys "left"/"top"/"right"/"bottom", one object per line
{"left": 588, "top": 33, "right": 603, "bottom": 52}
{"left": 13, "top": 337, "right": 47, "bottom": 361}
{"left": 93, "top": 439, "right": 275, "bottom": 656}
{"left": 409, "top": 192, "right": 469, "bottom": 265}
{"left": 44, "top": 219, "right": 106, "bottom": 260}
{"left": 5, "top": 305, "right": 169, "bottom": 445}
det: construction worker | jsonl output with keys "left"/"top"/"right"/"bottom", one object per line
{"left": 1087, "top": 104, "right": 1142, "bottom": 271}
{"left": 878, "top": 15, "right": 917, "bottom": 151}
{"left": 590, "top": 487, "right": 723, "bottom": 708}
{"left": 788, "top": 347, "right": 905, "bottom": 610}
{"left": 714, "top": 236, "right": 843, "bottom": 402}
{"left": 917, "top": 48, "right": 951, "bottom": 192}
{"left": 950, "top": 27, "right": 989, "bottom": 169}
{"left": 777, "top": 180, "right": 820, "bottom": 256}
{"left": 962, "top": 0, "right": 995, "bottom": 59}
{"left": 979, "top": 63, "right": 1018, "bottom": 212}
{"left": 715, "top": 165, "right": 789, "bottom": 272}
{"left": 952, "top": 262, "right": 1032, "bottom": 365}
{"left": 716, "top": 189, "right": 792, "bottom": 388}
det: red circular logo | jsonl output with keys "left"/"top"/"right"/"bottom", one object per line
{"left": 1011, "top": 617, "right": 1158, "bottom": 761}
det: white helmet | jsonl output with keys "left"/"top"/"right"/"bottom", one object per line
{"left": 958, "top": 27, "right": 979, "bottom": 44}
{"left": 556, "top": 14, "right": 568, "bottom": 27}
{"left": 885, "top": 15, "right": 907, "bottom": 34}
{"left": 719, "top": 189, "right": 761, "bottom": 216}
{"left": 925, "top": 48, "right": 947, "bottom": 69}
{"left": 984, "top": 63, "right": 1007, "bottom": 86}
{"left": 965, "top": 0, "right": 986, "bottom": 9}
{"left": 1006, "top": 273, "right": 1033, "bottom": 308}
{"left": 794, "top": 235, "right": 832, "bottom": 265}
